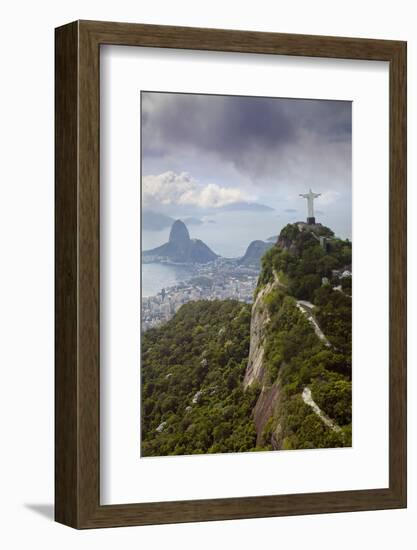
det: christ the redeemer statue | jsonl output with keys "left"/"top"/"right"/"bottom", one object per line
{"left": 299, "top": 188, "right": 321, "bottom": 225}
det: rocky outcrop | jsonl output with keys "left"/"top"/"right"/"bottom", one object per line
{"left": 169, "top": 219, "right": 191, "bottom": 244}
{"left": 277, "top": 235, "right": 298, "bottom": 254}
{"left": 243, "top": 269, "right": 287, "bottom": 387}
{"left": 252, "top": 378, "right": 283, "bottom": 447}
{"left": 243, "top": 280, "right": 275, "bottom": 388}
{"left": 239, "top": 240, "right": 274, "bottom": 267}
{"left": 243, "top": 274, "right": 285, "bottom": 448}
{"left": 143, "top": 219, "right": 218, "bottom": 264}
{"left": 243, "top": 221, "right": 349, "bottom": 450}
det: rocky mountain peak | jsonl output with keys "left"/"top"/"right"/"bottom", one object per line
{"left": 169, "top": 219, "right": 190, "bottom": 244}
{"left": 143, "top": 220, "right": 218, "bottom": 264}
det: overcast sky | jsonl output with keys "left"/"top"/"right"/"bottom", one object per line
{"left": 141, "top": 91, "right": 352, "bottom": 236}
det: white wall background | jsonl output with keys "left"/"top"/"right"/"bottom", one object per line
{"left": 0, "top": 0, "right": 415, "bottom": 548}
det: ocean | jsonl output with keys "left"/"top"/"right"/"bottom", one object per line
{"left": 141, "top": 209, "right": 351, "bottom": 297}
{"left": 141, "top": 211, "right": 282, "bottom": 296}
{"left": 142, "top": 211, "right": 282, "bottom": 254}
{"left": 141, "top": 263, "right": 194, "bottom": 297}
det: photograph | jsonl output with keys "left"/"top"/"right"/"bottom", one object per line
{"left": 0, "top": 0, "right": 409, "bottom": 540}
{"left": 140, "top": 91, "right": 353, "bottom": 457}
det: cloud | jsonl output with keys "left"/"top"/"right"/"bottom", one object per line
{"left": 284, "top": 208, "right": 298, "bottom": 213}
{"left": 141, "top": 92, "right": 352, "bottom": 190}
{"left": 318, "top": 190, "right": 341, "bottom": 205}
{"left": 142, "top": 171, "right": 251, "bottom": 209}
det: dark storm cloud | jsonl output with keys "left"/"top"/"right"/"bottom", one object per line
{"left": 143, "top": 94, "right": 294, "bottom": 154}
{"left": 142, "top": 92, "right": 351, "bottom": 184}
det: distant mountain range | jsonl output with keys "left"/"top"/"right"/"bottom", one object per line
{"left": 143, "top": 210, "right": 209, "bottom": 231}
{"left": 143, "top": 217, "right": 277, "bottom": 267}
{"left": 142, "top": 210, "right": 174, "bottom": 231}
{"left": 238, "top": 240, "right": 274, "bottom": 267}
{"left": 219, "top": 202, "right": 274, "bottom": 212}
{"left": 142, "top": 220, "right": 218, "bottom": 264}
{"left": 141, "top": 222, "right": 352, "bottom": 457}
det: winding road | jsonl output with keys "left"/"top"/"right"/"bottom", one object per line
{"left": 302, "top": 387, "right": 341, "bottom": 432}
{"left": 296, "top": 300, "right": 331, "bottom": 347}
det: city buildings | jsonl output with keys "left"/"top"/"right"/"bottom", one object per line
{"left": 141, "top": 258, "right": 259, "bottom": 330}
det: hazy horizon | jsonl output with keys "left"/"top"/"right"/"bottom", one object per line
{"left": 141, "top": 91, "right": 352, "bottom": 239}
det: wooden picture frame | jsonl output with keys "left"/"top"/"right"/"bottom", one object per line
{"left": 55, "top": 20, "right": 407, "bottom": 529}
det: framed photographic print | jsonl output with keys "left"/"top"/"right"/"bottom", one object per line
{"left": 55, "top": 20, "right": 407, "bottom": 528}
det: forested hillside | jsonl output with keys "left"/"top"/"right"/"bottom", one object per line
{"left": 254, "top": 288, "right": 351, "bottom": 450}
{"left": 251, "top": 223, "right": 352, "bottom": 449}
{"left": 141, "top": 223, "right": 352, "bottom": 456}
{"left": 141, "top": 300, "right": 261, "bottom": 456}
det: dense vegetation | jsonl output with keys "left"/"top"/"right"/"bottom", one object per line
{"left": 257, "top": 224, "right": 352, "bottom": 449}
{"left": 259, "top": 223, "right": 351, "bottom": 302}
{"left": 141, "top": 300, "right": 261, "bottom": 456}
{"left": 261, "top": 289, "right": 351, "bottom": 449}
{"left": 141, "top": 222, "right": 352, "bottom": 455}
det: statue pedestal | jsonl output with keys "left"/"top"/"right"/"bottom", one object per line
{"left": 307, "top": 217, "right": 316, "bottom": 225}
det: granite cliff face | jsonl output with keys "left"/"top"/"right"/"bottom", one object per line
{"left": 243, "top": 270, "right": 285, "bottom": 448}
{"left": 243, "top": 280, "right": 274, "bottom": 389}
{"left": 142, "top": 210, "right": 174, "bottom": 230}
{"left": 242, "top": 276, "right": 282, "bottom": 447}
{"left": 243, "top": 222, "right": 352, "bottom": 450}
{"left": 169, "top": 219, "right": 190, "bottom": 244}
{"left": 143, "top": 220, "right": 218, "bottom": 264}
